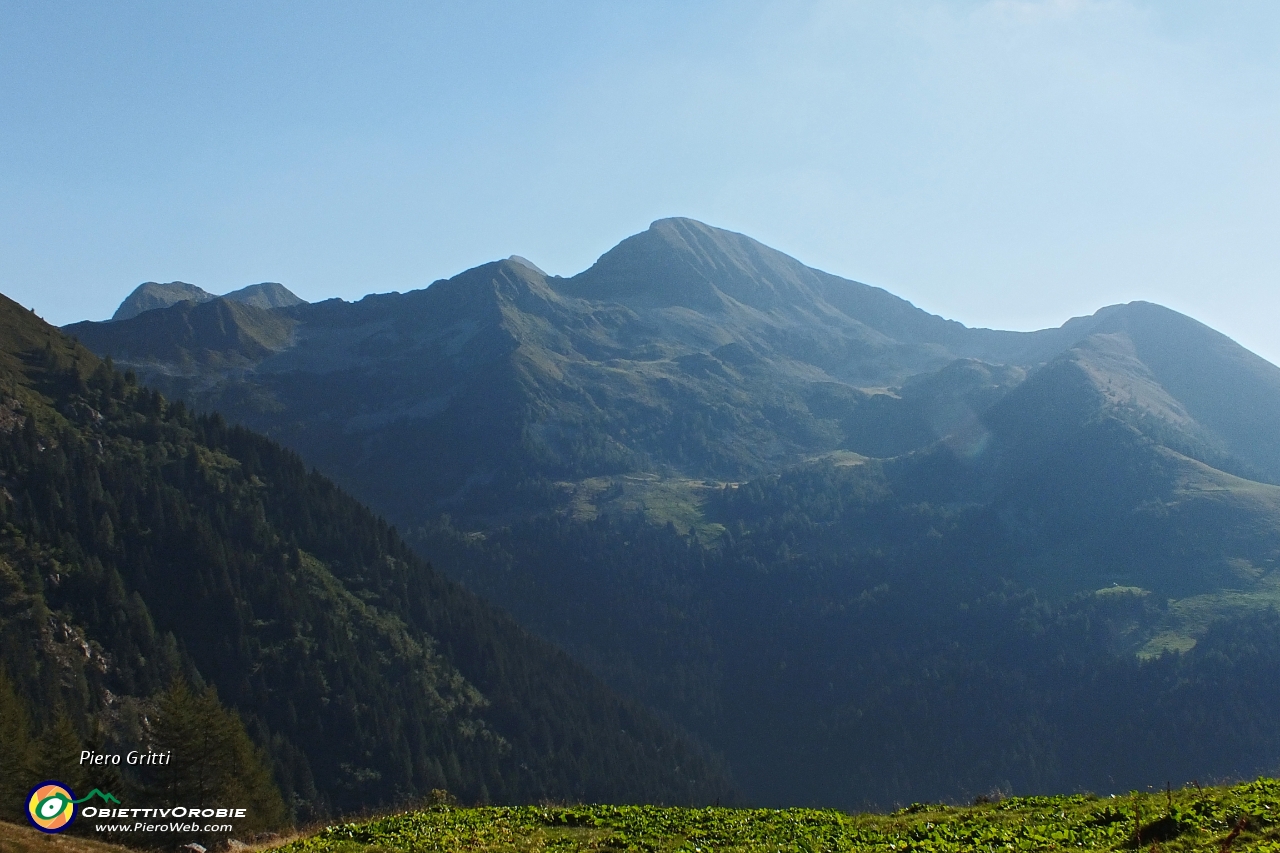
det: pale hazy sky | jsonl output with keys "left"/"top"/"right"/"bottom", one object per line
{"left": 3, "top": 1, "right": 1279, "bottom": 363}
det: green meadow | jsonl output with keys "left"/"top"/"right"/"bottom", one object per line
{"left": 278, "top": 778, "right": 1280, "bottom": 853}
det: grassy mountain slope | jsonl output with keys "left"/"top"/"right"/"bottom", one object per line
{"left": 969, "top": 329, "right": 1280, "bottom": 594}
{"left": 1085, "top": 302, "right": 1280, "bottom": 483}
{"left": 0, "top": 295, "right": 733, "bottom": 821}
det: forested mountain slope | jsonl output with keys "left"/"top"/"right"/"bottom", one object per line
{"left": 0, "top": 295, "right": 733, "bottom": 824}
{"left": 423, "top": 430, "right": 1280, "bottom": 806}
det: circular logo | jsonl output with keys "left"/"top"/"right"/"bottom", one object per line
{"left": 27, "top": 782, "right": 76, "bottom": 833}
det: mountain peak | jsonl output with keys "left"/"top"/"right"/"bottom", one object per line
{"left": 223, "top": 282, "right": 307, "bottom": 310}
{"left": 507, "top": 255, "right": 547, "bottom": 277}
{"left": 112, "top": 281, "right": 214, "bottom": 320}
{"left": 562, "top": 217, "right": 823, "bottom": 313}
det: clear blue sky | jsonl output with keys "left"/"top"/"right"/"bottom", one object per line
{"left": 3, "top": 1, "right": 1279, "bottom": 363}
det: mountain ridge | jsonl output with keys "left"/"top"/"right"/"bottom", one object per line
{"left": 67, "top": 218, "right": 1280, "bottom": 524}
{"left": 110, "top": 280, "right": 306, "bottom": 322}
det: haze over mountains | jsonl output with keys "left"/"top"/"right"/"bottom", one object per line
{"left": 65, "top": 218, "right": 1280, "bottom": 806}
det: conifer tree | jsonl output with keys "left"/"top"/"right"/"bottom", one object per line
{"left": 34, "top": 711, "right": 90, "bottom": 795}
{"left": 0, "top": 667, "right": 34, "bottom": 821}
{"left": 151, "top": 681, "right": 288, "bottom": 834}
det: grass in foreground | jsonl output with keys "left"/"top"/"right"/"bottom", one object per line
{"left": 276, "top": 778, "right": 1280, "bottom": 852}
{"left": 0, "top": 821, "right": 140, "bottom": 853}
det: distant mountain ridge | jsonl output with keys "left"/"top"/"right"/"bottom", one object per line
{"left": 68, "top": 218, "right": 1280, "bottom": 522}
{"left": 111, "top": 280, "right": 305, "bottom": 321}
